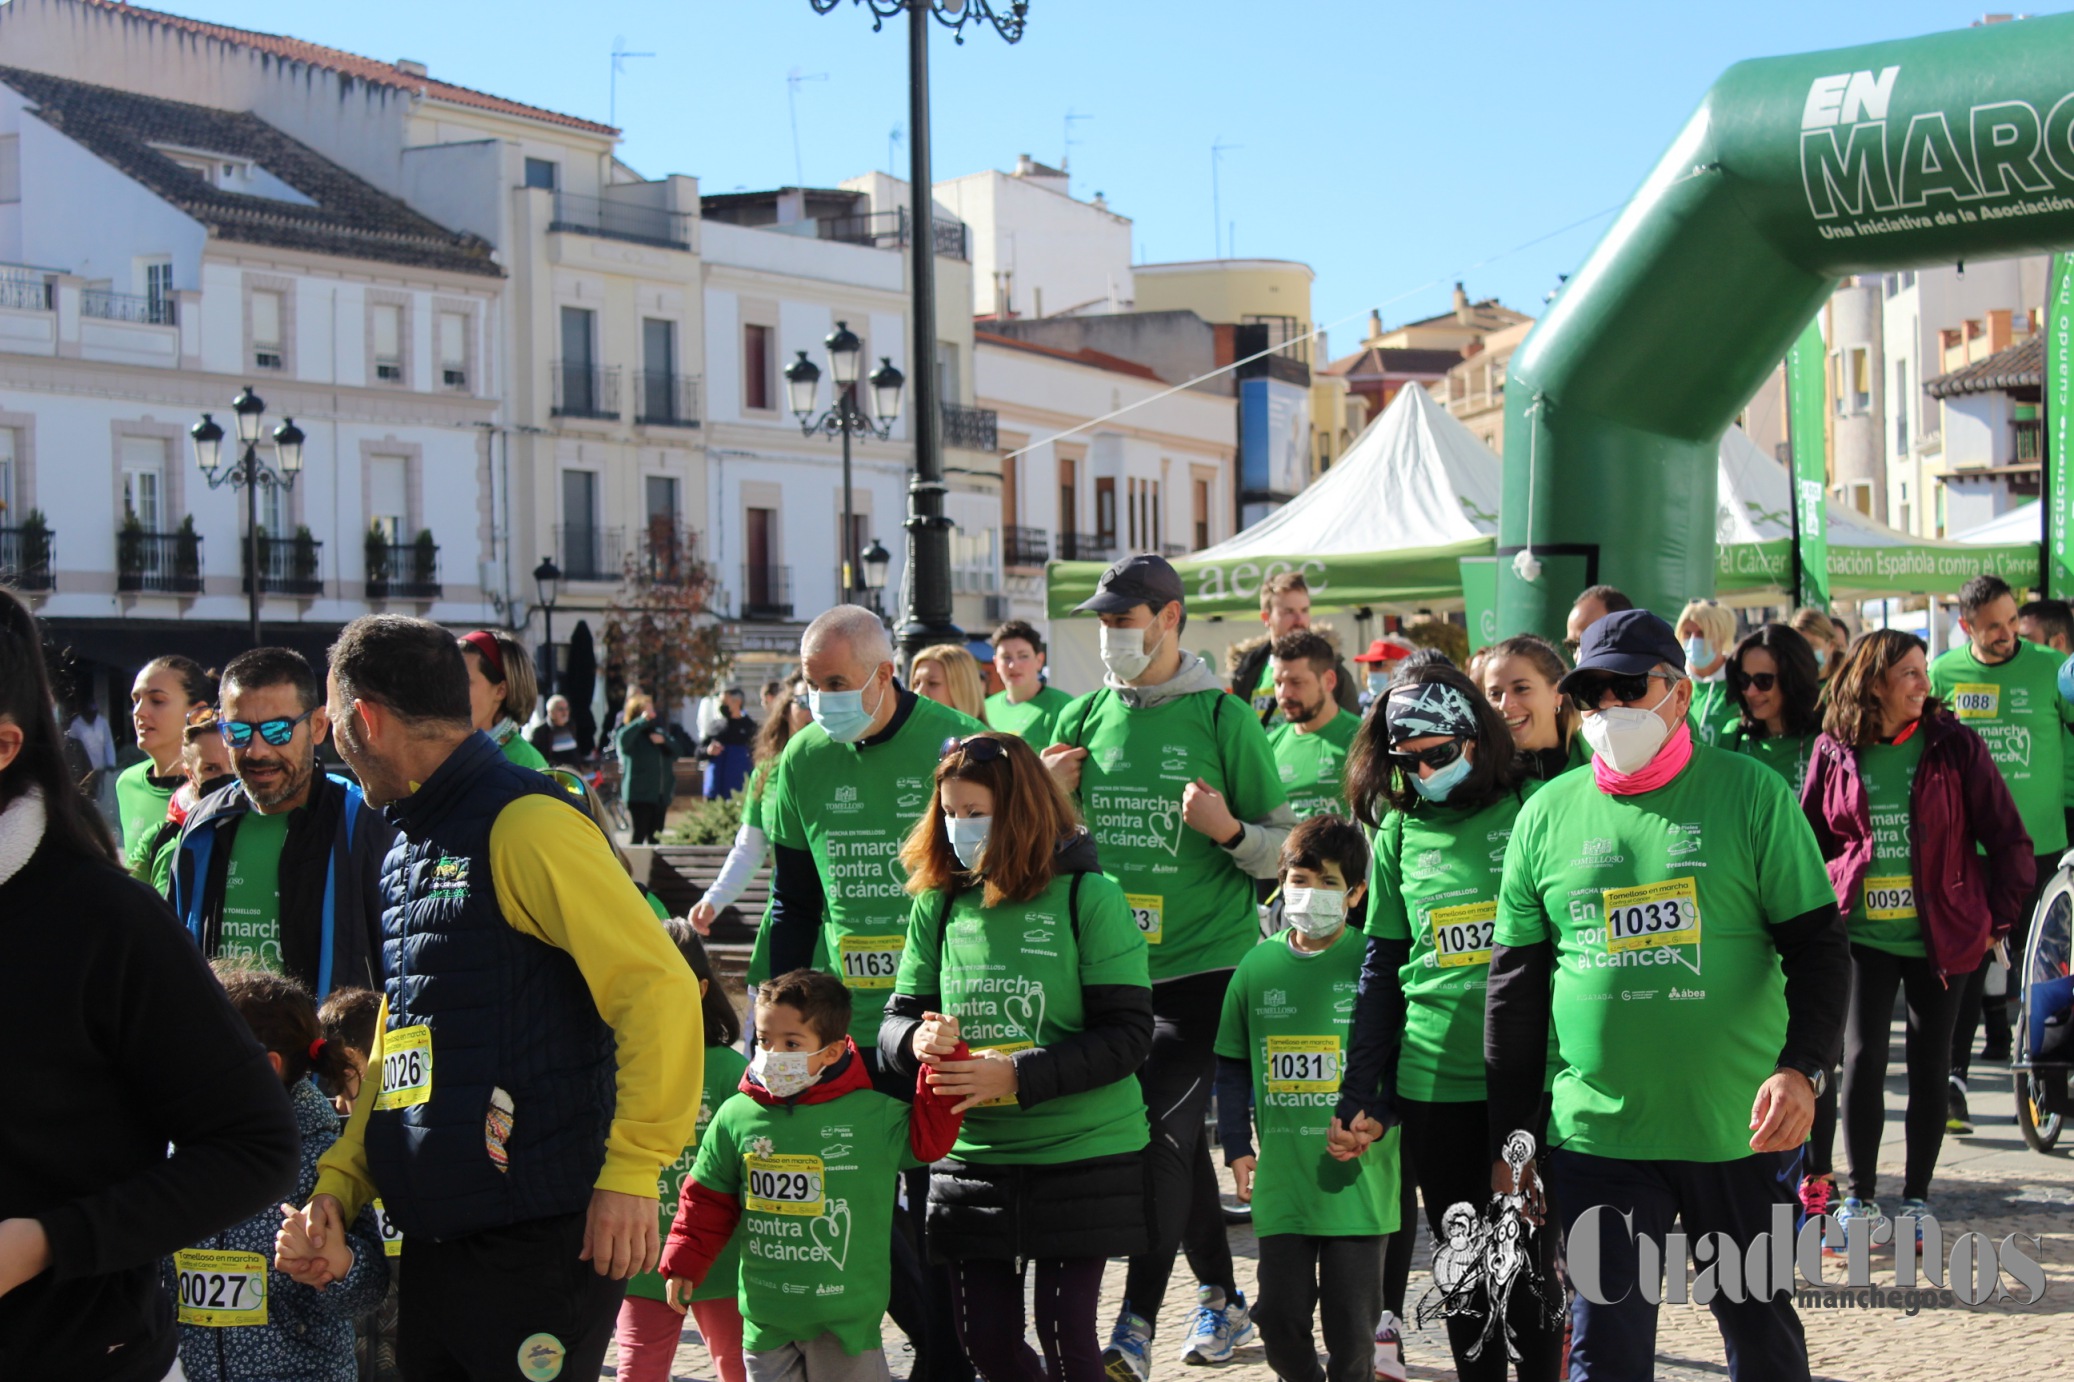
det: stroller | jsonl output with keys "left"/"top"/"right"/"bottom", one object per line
{"left": 2013, "top": 849, "right": 2074, "bottom": 1152}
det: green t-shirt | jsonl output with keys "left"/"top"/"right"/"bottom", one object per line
{"left": 116, "top": 759, "right": 176, "bottom": 874}
{"left": 1050, "top": 687, "right": 1287, "bottom": 982}
{"left": 984, "top": 684, "right": 1075, "bottom": 743}
{"left": 498, "top": 729, "right": 550, "bottom": 772}
{"left": 693, "top": 1083, "right": 920, "bottom": 1355}
{"left": 1719, "top": 726, "right": 1815, "bottom": 800}
{"left": 1214, "top": 928, "right": 1400, "bottom": 1238}
{"left": 630, "top": 1043, "right": 750, "bottom": 1305}
{"left": 1492, "top": 745, "right": 1836, "bottom": 1162}
{"left": 1688, "top": 679, "right": 1739, "bottom": 749}
{"left": 1368, "top": 785, "right": 1555, "bottom": 1102}
{"left": 1266, "top": 710, "right": 1360, "bottom": 821}
{"left": 219, "top": 810, "right": 291, "bottom": 969}
{"left": 764, "top": 695, "right": 984, "bottom": 1043}
{"left": 1929, "top": 640, "right": 2072, "bottom": 852}
{"left": 1850, "top": 735, "right": 1927, "bottom": 957}
{"left": 897, "top": 869, "right": 1150, "bottom": 1165}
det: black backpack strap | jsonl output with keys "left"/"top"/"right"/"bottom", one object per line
{"left": 1068, "top": 869, "right": 1085, "bottom": 947}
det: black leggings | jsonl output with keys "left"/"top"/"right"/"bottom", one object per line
{"left": 1125, "top": 969, "right": 1237, "bottom": 1327}
{"left": 1396, "top": 1097, "right": 1562, "bottom": 1382}
{"left": 627, "top": 801, "right": 666, "bottom": 844}
{"left": 1842, "top": 942, "right": 1963, "bottom": 1203}
{"left": 950, "top": 1258, "right": 1106, "bottom": 1382}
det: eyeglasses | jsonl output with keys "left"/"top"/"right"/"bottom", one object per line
{"left": 940, "top": 734, "right": 1009, "bottom": 763}
{"left": 219, "top": 708, "right": 315, "bottom": 748}
{"left": 1562, "top": 638, "right": 1582, "bottom": 658}
{"left": 1728, "top": 669, "right": 1778, "bottom": 694}
{"left": 1567, "top": 673, "right": 1672, "bottom": 715}
{"left": 1387, "top": 739, "right": 1466, "bottom": 775}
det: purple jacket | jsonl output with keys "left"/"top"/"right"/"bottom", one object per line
{"left": 1801, "top": 708, "right": 2034, "bottom": 982}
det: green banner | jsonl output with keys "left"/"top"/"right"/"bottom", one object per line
{"left": 2049, "top": 252, "right": 2074, "bottom": 599}
{"left": 1716, "top": 539, "right": 2041, "bottom": 597}
{"left": 1786, "top": 317, "right": 1830, "bottom": 611}
{"left": 1045, "top": 538, "right": 1494, "bottom": 621}
{"left": 1459, "top": 557, "right": 1498, "bottom": 651}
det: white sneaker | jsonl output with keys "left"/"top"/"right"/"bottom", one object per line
{"left": 1372, "top": 1309, "right": 1408, "bottom": 1381}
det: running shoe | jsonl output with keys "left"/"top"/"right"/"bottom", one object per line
{"left": 1179, "top": 1285, "right": 1252, "bottom": 1365}
{"left": 1104, "top": 1308, "right": 1153, "bottom": 1382}
{"left": 1947, "top": 1076, "right": 1974, "bottom": 1135}
{"left": 1897, "top": 1197, "right": 1931, "bottom": 1249}
{"left": 1831, "top": 1197, "right": 1885, "bottom": 1255}
{"left": 1796, "top": 1172, "right": 1836, "bottom": 1230}
{"left": 1372, "top": 1309, "right": 1407, "bottom": 1381}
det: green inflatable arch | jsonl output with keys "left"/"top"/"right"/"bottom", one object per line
{"left": 1499, "top": 14, "right": 2074, "bottom": 638}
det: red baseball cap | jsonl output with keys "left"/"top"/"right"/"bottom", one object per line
{"left": 1352, "top": 637, "right": 1415, "bottom": 665}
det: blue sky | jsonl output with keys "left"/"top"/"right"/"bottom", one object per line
{"left": 149, "top": 0, "right": 2071, "bottom": 358}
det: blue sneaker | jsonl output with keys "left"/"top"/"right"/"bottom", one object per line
{"left": 1830, "top": 1197, "right": 1885, "bottom": 1255}
{"left": 1104, "top": 1307, "right": 1152, "bottom": 1382}
{"left": 1179, "top": 1285, "right": 1253, "bottom": 1365}
{"left": 1897, "top": 1198, "right": 1931, "bottom": 1249}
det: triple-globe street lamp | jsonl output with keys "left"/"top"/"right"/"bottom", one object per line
{"left": 785, "top": 320, "right": 902, "bottom": 605}
{"left": 190, "top": 386, "right": 305, "bottom": 649}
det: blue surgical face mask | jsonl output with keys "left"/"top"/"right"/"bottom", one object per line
{"left": 1367, "top": 671, "right": 1391, "bottom": 695}
{"left": 809, "top": 672, "right": 887, "bottom": 744}
{"left": 1812, "top": 647, "right": 1827, "bottom": 673}
{"left": 1412, "top": 752, "right": 1474, "bottom": 802}
{"left": 1682, "top": 635, "right": 1711, "bottom": 668}
{"left": 944, "top": 814, "right": 991, "bottom": 871}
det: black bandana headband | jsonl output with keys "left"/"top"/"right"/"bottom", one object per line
{"left": 1385, "top": 681, "right": 1479, "bottom": 744}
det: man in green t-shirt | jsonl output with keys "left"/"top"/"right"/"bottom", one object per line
{"left": 1486, "top": 610, "right": 1847, "bottom": 1382}
{"left": 1931, "top": 575, "right": 2073, "bottom": 1087}
{"left": 1265, "top": 631, "right": 1360, "bottom": 822}
{"left": 1040, "top": 553, "right": 1295, "bottom": 1378}
{"left": 984, "top": 618, "right": 1074, "bottom": 742}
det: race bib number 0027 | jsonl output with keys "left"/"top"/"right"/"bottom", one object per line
{"left": 373, "top": 1024, "right": 433, "bottom": 1111}
{"left": 173, "top": 1249, "right": 268, "bottom": 1327}
{"left": 1428, "top": 900, "right": 1497, "bottom": 968}
{"left": 1602, "top": 877, "right": 1701, "bottom": 953}
{"left": 745, "top": 1152, "right": 827, "bottom": 1216}
{"left": 837, "top": 934, "right": 905, "bottom": 990}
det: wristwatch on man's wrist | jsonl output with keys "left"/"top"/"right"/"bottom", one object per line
{"left": 1776, "top": 1059, "right": 1827, "bottom": 1099}
{"left": 1219, "top": 823, "right": 1247, "bottom": 850}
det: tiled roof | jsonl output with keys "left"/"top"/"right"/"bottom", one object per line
{"left": 975, "top": 331, "right": 1165, "bottom": 383}
{"left": 1320, "top": 345, "right": 1461, "bottom": 378}
{"left": 1924, "top": 333, "right": 2043, "bottom": 399}
{"left": 73, "top": 0, "right": 617, "bottom": 136}
{"left": 0, "top": 67, "right": 501, "bottom": 277}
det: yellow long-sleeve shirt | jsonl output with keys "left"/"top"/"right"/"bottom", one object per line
{"left": 315, "top": 793, "right": 703, "bottom": 1221}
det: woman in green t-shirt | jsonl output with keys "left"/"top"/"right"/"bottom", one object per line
{"left": 117, "top": 655, "right": 217, "bottom": 877}
{"left": 458, "top": 629, "right": 547, "bottom": 771}
{"left": 1339, "top": 664, "right": 1564, "bottom": 1382}
{"left": 880, "top": 731, "right": 1152, "bottom": 1382}
{"left": 1676, "top": 599, "right": 1740, "bottom": 747}
{"left": 1719, "top": 624, "right": 1823, "bottom": 797}
{"left": 1473, "top": 634, "right": 1584, "bottom": 781}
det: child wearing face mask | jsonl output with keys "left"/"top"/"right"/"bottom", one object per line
{"left": 661, "top": 969, "right": 966, "bottom": 1382}
{"left": 1213, "top": 815, "right": 1399, "bottom": 1382}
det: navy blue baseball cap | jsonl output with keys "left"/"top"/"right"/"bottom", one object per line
{"left": 1557, "top": 608, "right": 1686, "bottom": 693}
{"left": 1074, "top": 553, "right": 1185, "bottom": 616}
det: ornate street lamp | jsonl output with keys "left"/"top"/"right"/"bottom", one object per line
{"left": 533, "top": 555, "right": 562, "bottom": 689}
{"left": 790, "top": 322, "right": 902, "bottom": 604}
{"left": 191, "top": 386, "right": 303, "bottom": 648}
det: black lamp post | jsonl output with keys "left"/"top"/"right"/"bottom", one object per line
{"left": 533, "top": 555, "right": 562, "bottom": 690}
{"left": 786, "top": 323, "right": 906, "bottom": 605}
{"left": 806, "top": 0, "right": 1026, "bottom": 660}
{"left": 191, "top": 386, "right": 304, "bottom": 649}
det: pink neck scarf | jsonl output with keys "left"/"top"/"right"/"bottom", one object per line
{"left": 1593, "top": 721, "right": 1694, "bottom": 796}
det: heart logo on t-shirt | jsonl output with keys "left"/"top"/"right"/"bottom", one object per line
{"left": 1003, "top": 989, "right": 1047, "bottom": 1046}
{"left": 811, "top": 1197, "right": 852, "bottom": 1271}
{"left": 1146, "top": 800, "right": 1183, "bottom": 855}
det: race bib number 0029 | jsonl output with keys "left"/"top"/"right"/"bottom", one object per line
{"left": 837, "top": 934, "right": 905, "bottom": 990}
{"left": 1126, "top": 893, "right": 1164, "bottom": 945}
{"left": 1602, "top": 877, "right": 1701, "bottom": 953}
{"left": 1862, "top": 875, "right": 1917, "bottom": 921}
{"left": 173, "top": 1249, "right": 268, "bottom": 1327}
{"left": 1428, "top": 900, "right": 1497, "bottom": 968}
{"left": 744, "top": 1152, "right": 826, "bottom": 1216}
{"left": 1264, "top": 1035, "right": 1341, "bottom": 1093}
{"left": 373, "top": 1024, "right": 433, "bottom": 1111}
{"left": 1949, "top": 683, "right": 2000, "bottom": 720}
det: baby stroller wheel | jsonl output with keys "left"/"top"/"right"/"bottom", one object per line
{"left": 2014, "top": 1068, "right": 2064, "bottom": 1153}
{"left": 2015, "top": 857, "right": 2074, "bottom": 1154}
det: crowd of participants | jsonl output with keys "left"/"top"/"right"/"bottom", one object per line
{"left": 0, "top": 552, "right": 2058, "bottom": 1382}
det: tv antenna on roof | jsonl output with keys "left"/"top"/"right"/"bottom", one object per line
{"left": 610, "top": 37, "right": 654, "bottom": 129}
{"left": 1063, "top": 109, "right": 1091, "bottom": 186}
{"left": 788, "top": 67, "right": 830, "bottom": 188}
{"left": 1211, "top": 137, "right": 1241, "bottom": 259}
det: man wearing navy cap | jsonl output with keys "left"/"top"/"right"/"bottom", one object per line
{"left": 1481, "top": 609, "right": 1848, "bottom": 1382}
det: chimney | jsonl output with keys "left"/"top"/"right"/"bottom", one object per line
{"left": 1366, "top": 309, "right": 1382, "bottom": 344}
{"left": 1092, "top": 191, "right": 1108, "bottom": 211}
{"left": 1452, "top": 282, "right": 1470, "bottom": 322}
{"left": 1015, "top": 154, "right": 1034, "bottom": 177}
{"left": 395, "top": 59, "right": 429, "bottom": 77}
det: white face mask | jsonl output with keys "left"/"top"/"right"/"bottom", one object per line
{"left": 1282, "top": 886, "right": 1348, "bottom": 939}
{"left": 944, "top": 814, "right": 991, "bottom": 871}
{"left": 1580, "top": 684, "right": 1676, "bottom": 775}
{"left": 1100, "top": 622, "right": 1166, "bottom": 682}
{"left": 750, "top": 1042, "right": 836, "bottom": 1100}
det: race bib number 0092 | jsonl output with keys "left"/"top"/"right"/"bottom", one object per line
{"left": 1862, "top": 875, "right": 1917, "bottom": 921}
{"left": 745, "top": 1152, "right": 827, "bottom": 1216}
{"left": 1602, "top": 877, "right": 1701, "bottom": 953}
{"left": 1126, "top": 893, "right": 1164, "bottom": 945}
{"left": 173, "top": 1249, "right": 268, "bottom": 1327}
{"left": 1264, "top": 1035, "right": 1341, "bottom": 1093}
{"left": 837, "top": 934, "right": 905, "bottom": 990}
{"left": 373, "top": 1024, "right": 433, "bottom": 1111}
{"left": 1428, "top": 900, "right": 1497, "bottom": 968}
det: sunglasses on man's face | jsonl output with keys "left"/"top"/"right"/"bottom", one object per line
{"left": 941, "top": 735, "right": 1009, "bottom": 764}
{"left": 1387, "top": 739, "right": 1466, "bottom": 775}
{"left": 1568, "top": 674, "right": 1665, "bottom": 715}
{"left": 1729, "top": 669, "right": 1779, "bottom": 694}
{"left": 219, "top": 709, "right": 315, "bottom": 748}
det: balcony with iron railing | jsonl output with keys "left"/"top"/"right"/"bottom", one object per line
{"left": 739, "top": 564, "right": 794, "bottom": 620}
{"left": 243, "top": 535, "right": 323, "bottom": 597}
{"left": 1056, "top": 532, "right": 1112, "bottom": 562}
{"left": 2016, "top": 417, "right": 2043, "bottom": 465}
{"left": 365, "top": 540, "right": 442, "bottom": 600}
{"left": 815, "top": 207, "right": 970, "bottom": 260}
{"left": 548, "top": 192, "right": 695, "bottom": 251}
{"left": 0, "top": 524, "right": 55, "bottom": 591}
{"left": 1003, "top": 525, "right": 1050, "bottom": 567}
{"left": 551, "top": 361, "right": 621, "bottom": 420}
{"left": 116, "top": 529, "right": 203, "bottom": 594}
{"left": 0, "top": 274, "right": 52, "bottom": 313}
{"left": 635, "top": 371, "right": 702, "bottom": 427}
{"left": 83, "top": 289, "right": 176, "bottom": 326}
{"left": 941, "top": 402, "right": 999, "bottom": 452}
{"left": 555, "top": 525, "right": 625, "bottom": 583}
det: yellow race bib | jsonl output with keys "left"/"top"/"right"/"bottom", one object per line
{"left": 1602, "top": 877, "right": 1702, "bottom": 953}
{"left": 372, "top": 1198, "right": 404, "bottom": 1258}
{"left": 745, "top": 1152, "right": 827, "bottom": 1216}
{"left": 1949, "top": 683, "right": 1999, "bottom": 719}
{"left": 373, "top": 1024, "right": 433, "bottom": 1111}
{"left": 837, "top": 934, "right": 905, "bottom": 990}
{"left": 1126, "top": 893, "right": 1164, "bottom": 945}
{"left": 1264, "top": 1035, "right": 1342, "bottom": 1094}
{"left": 174, "top": 1249, "right": 268, "bottom": 1327}
{"left": 1862, "top": 875, "right": 1917, "bottom": 921}
{"left": 1429, "top": 900, "right": 1498, "bottom": 969}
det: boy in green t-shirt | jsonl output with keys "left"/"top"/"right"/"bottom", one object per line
{"left": 661, "top": 970, "right": 965, "bottom": 1382}
{"left": 984, "top": 618, "right": 1076, "bottom": 742}
{"left": 1215, "top": 818, "right": 1399, "bottom": 1382}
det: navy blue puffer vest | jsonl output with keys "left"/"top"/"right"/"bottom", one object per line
{"left": 363, "top": 731, "right": 616, "bottom": 1242}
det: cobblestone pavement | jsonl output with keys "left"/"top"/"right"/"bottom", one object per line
{"left": 608, "top": 1036, "right": 2074, "bottom": 1381}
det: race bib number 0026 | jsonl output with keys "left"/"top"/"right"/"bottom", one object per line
{"left": 373, "top": 1024, "right": 433, "bottom": 1111}
{"left": 173, "top": 1249, "right": 268, "bottom": 1327}
{"left": 1264, "top": 1035, "right": 1341, "bottom": 1093}
{"left": 837, "top": 935, "right": 905, "bottom": 990}
{"left": 745, "top": 1152, "right": 827, "bottom": 1216}
{"left": 1428, "top": 900, "right": 1497, "bottom": 968}
{"left": 1126, "top": 893, "right": 1164, "bottom": 945}
{"left": 1602, "top": 877, "right": 1701, "bottom": 953}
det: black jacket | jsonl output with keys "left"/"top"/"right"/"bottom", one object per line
{"left": 1, "top": 821, "right": 298, "bottom": 1382}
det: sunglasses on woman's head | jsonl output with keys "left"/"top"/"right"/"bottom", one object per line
{"left": 1729, "top": 669, "right": 1779, "bottom": 694}
{"left": 1567, "top": 673, "right": 1661, "bottom": 715}
{"left": 1387, "top": 739, "right": 1465, "bottom": 774}
{"left": 940, "top": 735, "right": 1008, "bottom": 763}
{"left": 218, "top": 708, "right": 315, "bottom": 748}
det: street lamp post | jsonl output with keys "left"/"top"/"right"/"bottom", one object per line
{"left": 190, "top": 386, "right": 305, "bottom": 649}
{"left": 786, "top": 323, "right": 906, "bottom": 606}
{"left": 533, "top": 556, "right": 562, "bottom": 690}
{"left": 806, "top": 0, "right": 1027, "bottom": 660}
